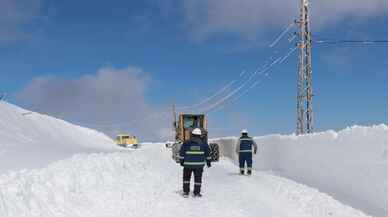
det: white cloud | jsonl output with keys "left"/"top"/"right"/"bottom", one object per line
{"left": 182, "top": 0, "right": 388, "bottom": 41}
{"left": 16, "top": 66, "right": 171, "bottom": 141}
{"left": 0, "top": 0, "right": 43, "bottom": 41}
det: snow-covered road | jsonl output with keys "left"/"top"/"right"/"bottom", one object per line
{"left": 0, "top": 144, "right": 370, "bottom": 217}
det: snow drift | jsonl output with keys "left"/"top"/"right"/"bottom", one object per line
{"left": 0, "top": 101, "right": 118, "bottom": 173}
{"left": 0, "top": 101, "right": 379, "bottom": 217}
{"left": 0, "top": 144, "right": 371, "bottom": 217}
{"left": 214, "top": 125, "right": 388, "bottom": 217}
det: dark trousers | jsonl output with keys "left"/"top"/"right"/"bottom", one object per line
{"left": 239, "top": 153, "right": 253, "bottom": 173}
{"left": 183, "top": 167, "right": 203, "bottom": 194}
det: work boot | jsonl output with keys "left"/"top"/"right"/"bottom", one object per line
{"left": 247, "top": 167, "right": 252, "bottom": 175}
{"left": 240, "top": 169, "right": 245, "bottom": 175}
{"left": 183, "top": 192, "right": 189, "bottom": 198}
{"left": 193, "top": 193, "right": 202, "bottom": 197}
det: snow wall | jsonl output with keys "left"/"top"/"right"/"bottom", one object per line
{"left": 0, "top": 102, "right": 118, "bottom": 173}
{"left": 213, "top": 125, "right": 388, "bottom": 217}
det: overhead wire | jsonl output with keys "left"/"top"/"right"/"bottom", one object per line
{"left": 175, "top": 20, "right": 298, "bottom": 114}
{"left": 211, "top": 80, "right": 263, "bottom": 114}
{"left": 227, "top": 47, "right": 297, "bottom": 108}
{"left": 29, "top": 50, "right": 290, "bottom": 132}
{"left": 269, "top": 22, "right": 296, "bottom": 48}
{"left": 279, "top": 47, "right": 298, "bottom": 64}
{"left": 200, "top": 24, "right": 298, "bottom": 113}
{"left": 288, "top": 34, "right": 297, "bottom": 43}
{"left": 231, "top": 47, "right": 297, "bottom": 105}
{"left": 203, "top": 45, "right": 297, "bottom": 114}
{"left": 239, "top": 70, "right": 247, "bottom": 77}
{"left": 175, "top": 79, "right": 237, "bottom": 111}
{"left": 177, "top": 67, "right": 262, "bottom": 112}
{"left": 69, "top": 25, "right": 300, "bottom": 128}
{"left": 176, "top": 68, "right": 255, "bottom": 112}
{"left": 199, "top": 60, "right": 275, "bottom": 113}
{"left": 313, "top": 39, "right": 388, "bottom": 46}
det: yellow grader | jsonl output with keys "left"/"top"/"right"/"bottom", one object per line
{"left": 169, "top": 108, "right": 220, "bottom": 163}
{"left": 115, "top": 134, "right": 139, "bottom": 148}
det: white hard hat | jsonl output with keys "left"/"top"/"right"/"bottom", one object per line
{"left": 192, "top": 128, "right": 202, "bottom": 136}
{"left": 241, "top": 129, "right": 248, "bottom": 134}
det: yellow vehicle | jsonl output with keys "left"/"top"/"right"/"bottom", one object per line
{"left": 116, "top": 134, "right": 139, "bottom": 148}
{"left": 169, "top": 109, "right": 220, "bottom": 163}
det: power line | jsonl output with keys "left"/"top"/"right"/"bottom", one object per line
{"left": 176, "top": 77, "right": 240, "bottom": 111}
{"left": 200, "top": 25, "right": 299, "bottom": 113}
{"left": 228, "top": 47, "right": 298, "bottom": 108}
{"left": 269, "top": 22, "right": 296, "bottom": 48}
{"left": 200, "top": 62, "right": 272, "bottom": 113}
{"left": 177, "top": 67, "right": 264, "bottom": 113}
{"left": 204, "top": 45, "right": 298, "bottom": 114}
{"left": 288, "top": 34, "right": 297, "bottom": 43}
{"left": 199, "top": 48, "right": 292, "bottom": 113}
{"left": 175, "top": 18, "right": 298, "bottom": 114}
{"left": 210, "top": 80, "right": 262, "bottom": 114}
{"left": 314, "top": 39, "right": 388, "bottom": 46}
{"left": 279, "top": 47, "right": 298, "bottom": 64}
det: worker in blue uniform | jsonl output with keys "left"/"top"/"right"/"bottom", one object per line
{"left": 179, "top": 128, "right": 211, "bottom": 197}
{"left": 235, "top": 129, "right": 258, "bottom": 175}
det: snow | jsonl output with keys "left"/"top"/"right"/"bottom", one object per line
{"left": 213, "top": 125, "right": 388, "bottom": 217}
{"left": 0, "top": 102, "right": 119, "bottom": 173}
{"left": 0, "top": 145, "right": 370, "bottom": 217}
{"left": 0, "top": 102, "right": 377, "bottom": 217}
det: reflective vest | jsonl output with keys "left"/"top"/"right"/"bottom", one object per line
{"left": 179, "top": 139, "right": 211, "bottom": 168}
{"left": 239, "top": 137, "right": 254, "bottom": 153}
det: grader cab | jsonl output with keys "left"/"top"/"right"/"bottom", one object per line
{"left": 170, "top": 113, "right": 220, "bottom": 163}
{"left": 115, "top": 134, "right": 139, "bottom": 149}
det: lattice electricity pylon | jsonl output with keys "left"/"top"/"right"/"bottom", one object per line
{"left": 296, "top": 0, "right": 314, "bottom": 135}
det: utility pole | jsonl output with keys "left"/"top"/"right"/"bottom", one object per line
{"left": 172, "top": 104, "right": 177, "bottom": 138}
{"left": 296, "top": 0, "right": 314, "bottom": 135}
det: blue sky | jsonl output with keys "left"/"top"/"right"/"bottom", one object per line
{"left": 1, "top": 0, "right": 388, "bottom": 140}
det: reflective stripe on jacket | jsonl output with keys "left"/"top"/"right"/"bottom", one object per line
{"left": 180, "top": 137, "right": 210, "bottom": 169}
{"left": 235, "top": 136, "right": 258, "bottom": 154}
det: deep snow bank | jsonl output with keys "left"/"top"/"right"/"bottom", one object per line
{"left": 213, "top": 125, "right": 388, "bottom": 217}
{"left": 0, "top": 144, "right": 371, "bottom": 217}
{"left": 0, "top": 102, "right": 118, "bottom": 173}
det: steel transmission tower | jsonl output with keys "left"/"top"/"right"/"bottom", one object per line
{"left": 296, "top": 0, "right": 314, "bottom": 135}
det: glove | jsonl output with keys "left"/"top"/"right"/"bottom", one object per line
{"left": 180, "top": 160, "right": 184, "bottom": 167}
{"left": 206, "top": 161, "right": 211, "bottom": 168}
{"left": 254, "top": 150, "right": 257, "bottom": 155}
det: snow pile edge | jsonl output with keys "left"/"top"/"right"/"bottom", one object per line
{"left": 213, "top": 124, "right": 388, "bottom": 217}
{"left": 0, "top": 102, "right": 118, "bottom": 173}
